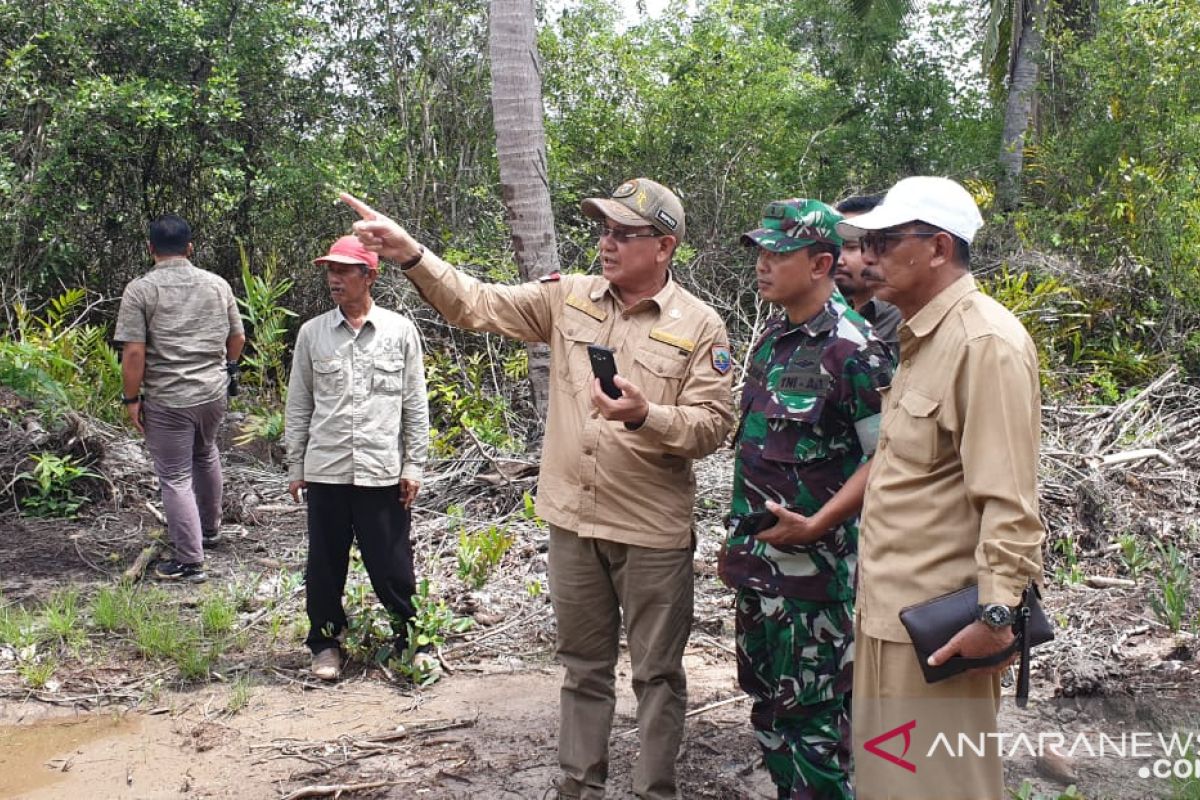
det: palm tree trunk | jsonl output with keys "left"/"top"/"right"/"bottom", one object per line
{"left": 489, "top": 0, "right": 557, "bottom": 428}
{"left": 998, "top": 0, "right": 1047, "bottom": 211}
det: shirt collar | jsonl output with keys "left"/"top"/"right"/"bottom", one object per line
{"left": 904, "top": 273, "right": 977, "bottom": 339}
{"left": 771, "top": 291, "right": 843, "bottom": 340}
{"left": 589, "top": 271, "right": 677, "bottom": 312}
{"left": 329, "top": 299, "right": 379, "bottom": 331}
{"left": 152, "top": 256, "right": 192, "bottom": 270}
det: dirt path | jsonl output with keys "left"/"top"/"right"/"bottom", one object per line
{"left": 1, "top": 650, "right": 774, "bottom": 800}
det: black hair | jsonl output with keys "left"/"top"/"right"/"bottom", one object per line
{"left": 836, "top": 193, "right": 885, "bottom": 215}
{"left": 805, "top": 240, "right": 841, "bottom": 269}
{"left": 148, "top": 214, "right": 192, "bottom": 256}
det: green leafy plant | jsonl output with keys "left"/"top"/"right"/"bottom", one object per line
{"left": 1052, "top": 534, "right": 1084, "bottom": 586}
{"left": 1117, "top": 533, "right": 1150, "bottom": 579}
{"left": 394, "top": 578, "right": 473, "bottom": 686}
{"left": 234, "top": 244, "right": 296, "bottom": 455}
{"left": 2, "top": 290, "right": 122, "bottom": 423}
{"left": 455, "top": 522, "right": 515, "bottom": 590}
{"left": 15, "top": 452, "right": 98, "bottom": 518}
{"left": 425, "top": 351, "right": 518, "bottom": 457}
{"left": 1151, "top": 543, "right": 1193, "bottom": 632}
{"left": 1009, "top": 780, "right": 1085, "bottom": 800}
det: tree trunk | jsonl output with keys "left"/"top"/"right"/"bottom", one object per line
{"left": 489, "top": 0, "right": 557, "bottom": 431}
{"left": 998, "top": 0, "right": 1047, "bottom": 211}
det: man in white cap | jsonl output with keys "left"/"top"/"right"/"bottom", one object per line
{"left": 341, "top": 179, "right": 734, "bottom": 800}
{"left": 837, "top": 177, "right": 1045, "bottom": 799}
{"left": 284, "top": 235, "right": 429, "bottom": 682}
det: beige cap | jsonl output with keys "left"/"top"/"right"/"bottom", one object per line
{"left": 581, "top": 178, "right": 685, "bottom": 240}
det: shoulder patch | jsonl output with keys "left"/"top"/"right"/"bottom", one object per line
{"left": 649, "top": 329, "right": 696, "bottom": 353}
{"left": 538, "top": 271, "right": 561, "bottom": 283}
{"left": 565, "top": 293, "right": 607, "bottom": 322}
{"left": 711, "top": 345, "right": 732, "bottom": 375}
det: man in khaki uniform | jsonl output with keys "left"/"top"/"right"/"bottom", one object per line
{"left": 342, "top": 180, "right": 734, "bottom": 800}
{"left": 836, "top": 177, "right": 1045, "bottom": 800}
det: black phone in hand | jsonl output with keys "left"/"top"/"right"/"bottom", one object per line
{"left": 734, "top": 509, "right": 780, "bottom": 538}
{"left": 587, "top": 344, "right": 621, "bottom": 399}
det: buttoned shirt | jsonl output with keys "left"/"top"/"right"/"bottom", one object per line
{"left": 858, "top": 274, "right": 1045, "bottom": 642}
{"left": 284, "top": 302, "right": 428, "bottom": 486}
{"left": 403, "top": 252, "right": 734, "bottom": 550}
{"left": 114, "top": 257, "right": 243, "bottom": 407}
{"left": 723, "top": 291, "right": 892, "bottom": 602}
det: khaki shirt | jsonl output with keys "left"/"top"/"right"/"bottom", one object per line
{"left": 284, "top": 303, "right": 429, "bottom": 486}
{"left": 404, "top": 252, "right": 735, "bottom": 549}
{"left": 858, "top": 274, "right": 1045, "bottom": 642}
{"left": 114, "top": 257, "right": 243, "bottom": 407}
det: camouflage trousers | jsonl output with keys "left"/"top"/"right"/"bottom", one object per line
{"left": 735, "top": 588, "right": 854, "bottom": 800}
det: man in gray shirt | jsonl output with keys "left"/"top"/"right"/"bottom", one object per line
{"left": 835, "top": 195, "right": 903, "bottom": 360}
{"left": 285, "top": 236, "right": 429, "bottom": 682}
{"left": 115, "top": 214, "right": 245, "bottom": 583}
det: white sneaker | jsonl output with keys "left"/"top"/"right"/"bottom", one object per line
{"left": 311, "top": 648, "right": 341, "bottom": 681}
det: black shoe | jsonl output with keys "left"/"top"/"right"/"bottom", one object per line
{"left": 202, "top": 529, "right": 222, "bottom": 548}
{"left": 154, "top": 559, "right": 207, "bottom": 583}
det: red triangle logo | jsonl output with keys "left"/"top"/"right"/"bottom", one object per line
{"left": 863, "top": 719, "right": 917, "bottom": 773}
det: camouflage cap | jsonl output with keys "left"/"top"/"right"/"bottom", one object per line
{"left": 741, "top": 198, "right": 844, "bottom": 252}
{"left": 581, "top": 178, "right": 686, "bottom": 240}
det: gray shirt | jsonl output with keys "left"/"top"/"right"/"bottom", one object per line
{"left": 284, "top": 302, "right": 429, "bottom": 486}
{"left": 862, "top": 297, "right": 903, "bottom": 361}
{"left": 114, "top": 257, "right": 243, "bottom": 407}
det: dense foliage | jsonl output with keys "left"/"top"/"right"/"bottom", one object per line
{"left": 0, "top": 0, "right": 1197, "bottom": 423}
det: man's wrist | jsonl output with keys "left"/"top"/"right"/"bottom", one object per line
{"left": 398, "top": 246, "right": 425, "bottom": 270}
{"left": 121, "top": 394, "right": 142, "bottom": 405}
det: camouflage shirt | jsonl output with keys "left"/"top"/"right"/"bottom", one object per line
{"left": 724, "top": 291, "right": 893, "bottom": 602}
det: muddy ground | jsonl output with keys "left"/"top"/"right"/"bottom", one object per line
{"left": 1, "top": 422, "right": 1199, "bottom": 799}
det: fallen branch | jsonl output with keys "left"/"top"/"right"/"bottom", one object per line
{"left": 1097, "top": 448, "right": 1178, "bottom": 468}
{"left": 122, "top": 541, "right": 162, "bottom": 582}
{"left": 615, "top": 693, "right": 749, "bottom": 738}
{"left": 280, "top": 778, "right": 392, "bottom": 800}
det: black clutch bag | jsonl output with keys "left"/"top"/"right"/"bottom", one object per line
{"left": 898, "top": 583, "right": 1053, "bottom": 707}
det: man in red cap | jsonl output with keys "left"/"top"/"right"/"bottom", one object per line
{"left": 284, "top": 236, "right": 430, "bottom": 682}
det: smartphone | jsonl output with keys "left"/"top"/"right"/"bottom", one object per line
{"left": 587, "top": 344, "right": 621, "bottom": 399}
{"left": 733, "top": 509, "right": 780, "bottom": 538}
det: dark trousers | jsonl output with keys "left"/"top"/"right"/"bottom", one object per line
{"left": 304, "top": 482, "right": 416, "bottom": 654}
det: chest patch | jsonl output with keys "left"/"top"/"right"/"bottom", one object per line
{"left": 649, "top": 329, "right": 695, "bottom": 353}
{"left": 565, "top": 294, "right": 607, "bottom": 322}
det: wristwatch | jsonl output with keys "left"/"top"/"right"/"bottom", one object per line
{"left": 121, "top": 394, "right": 142, "bottom": 405}
{"left": 398, "top": 246, "right": 425, "bottom": 270}
{"left": 978, "top": 603, "right": 1017, "bottom": 629}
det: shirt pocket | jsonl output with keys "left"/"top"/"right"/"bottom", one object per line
{"left": 372, "top": 356, "right": 406, "bottom": 395}
{"left": 312, "top": 359, "right": 345, "bottom": 398}
{"left": 632, "top": 348, "right": 688, "bottom": 405}
{"left": 761, "top": 398, "right": 828, "bottom": 464}
{"left": 886, "top": 389, "right": 940, "bottom": 464}
{"left": 554, "top": 319, "right": 603, "bottom": 392}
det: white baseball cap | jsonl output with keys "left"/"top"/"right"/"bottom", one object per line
{"left": 835, "top": 176, "right": 984, "bottom": 244}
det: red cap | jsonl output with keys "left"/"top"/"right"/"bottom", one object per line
{"left": 313, "top": 235, "right": 378, "bottom": 270}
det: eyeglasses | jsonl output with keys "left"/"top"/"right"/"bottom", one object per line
{"left": 596, "top": 224, "right": 663, "bottom": 244}
{"left": 860, "top": 231, "right": 939, "bottom": 256}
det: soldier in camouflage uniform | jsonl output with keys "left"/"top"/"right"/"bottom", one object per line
{"left": 720, "top": 199, "right": 893, "bottom": 800}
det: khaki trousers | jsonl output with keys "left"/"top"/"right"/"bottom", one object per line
{"left": 548, "top": 526, "right": 694, "bottom": 800}
{"left": 853, "top": 620, "right": 1004, "bottom": 800}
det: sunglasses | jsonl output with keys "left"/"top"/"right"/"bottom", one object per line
{"left": 860, "top": 231, "right": 939, "bottom": 256}
{"left": 596, "top": 224, "right": 663, "bottom": 243}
